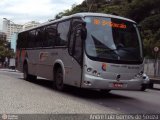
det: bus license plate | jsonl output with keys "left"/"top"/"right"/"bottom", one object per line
{"left": 113, "top": 83, "right": 123, "bottom": 88}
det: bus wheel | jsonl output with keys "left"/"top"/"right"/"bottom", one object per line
{"left": 140, "top": 84, "right": 148, "bottom": 91}
{"left": 29, "top": 75, "right": 37, "bottom": 81}
{"left": 100, "top": 90, "right": 111, "bottom": 93}
{"left": 23, "top": 64, "right": 29, "bottom": 80}
{"left": 23, "top": 64, "right": 37, "bottom": 81}
{"left": 55, "top": 67, "right": 64, "bottom": 91}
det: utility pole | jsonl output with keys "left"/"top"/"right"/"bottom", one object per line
{"left": 85, "top": 0, "right": 95, "bottom": 12}
{"left": 154, "top": 46, "right": 159, "bottom": 77}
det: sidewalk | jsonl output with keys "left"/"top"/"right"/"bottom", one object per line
{"left": 147, "top": 75, "right": 160, "bottom": 89}
{"left": 0, "top": 68, "right": 17, "bottom": 72}
{"left": 149, "top": 75, "right": 160, "bottom": 82}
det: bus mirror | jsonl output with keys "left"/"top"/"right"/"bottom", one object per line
{"left": 138, "top": 25, "right": 144, "bottom": 33}
{"left": 73, "top": 19, "right": 87, "bottom": 40}
{"left": 81, "top": 22, "right": 87, "bottom": 40}
{"left": 81, "top": 28, "right": 87, "bottom": 40}
{"left": 75, "top": 28, "right": 87, "bottom": 40}
{"left": 137, "top": 25, "right": 142, "bottom": 31}
{"left": 73, "top": 19, "right": 85, "bottom": 25}
{"left": 137, "top": 25, "right": 144, "bottom": 38}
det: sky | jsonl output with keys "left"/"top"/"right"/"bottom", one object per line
{"left": 0, "top": 0, "right": 84, "bottom": 30}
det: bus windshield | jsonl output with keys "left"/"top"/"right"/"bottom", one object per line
{"left": 84, "top": 16, "right": 143, "bottom": 64}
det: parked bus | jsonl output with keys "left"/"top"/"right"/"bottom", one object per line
{"left": 16, "top": 13, "right": 146, "bottom": 91}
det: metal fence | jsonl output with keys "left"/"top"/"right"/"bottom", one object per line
{"left": 144, "top": 59, "right": 160, "bottom": 77}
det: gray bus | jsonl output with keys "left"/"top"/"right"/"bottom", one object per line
{"left": 16, "top": 13, "right": 146, "bottom": 91}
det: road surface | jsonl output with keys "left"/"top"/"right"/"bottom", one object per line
{"left": 0, "top": 69, "right": 160, "bottom": 115}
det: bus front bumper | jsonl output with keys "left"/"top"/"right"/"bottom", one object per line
{"left": 81, "top": 74, "right": 143, "bottom": 90}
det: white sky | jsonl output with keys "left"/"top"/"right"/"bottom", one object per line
{"left": 0, "top": 0, "right": 84, "bottom": 30}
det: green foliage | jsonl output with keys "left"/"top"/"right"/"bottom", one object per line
{"left": 112, "top": 0, "right": 123, "bottom": 5}
{"left": 124, "top": 0, "right": 160, "bottom": 22}
{"left": 102, "top": 5, "right": 124, "bottom": 16}
{"left": 140, "top": 14, "right": 160, "bottom": 58}
{"left": 140, "top": 14, "right": 160, "bottom": 32}
{"left": 0, "top": 38, "right": 14, "bottom": 60}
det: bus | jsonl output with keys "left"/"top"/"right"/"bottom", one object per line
{"left": 16, "top": 13, "right": 146, "bottom": 92}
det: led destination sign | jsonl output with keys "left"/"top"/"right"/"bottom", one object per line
{"left": 93, "top": 19, "right": 127, "bottom": 29}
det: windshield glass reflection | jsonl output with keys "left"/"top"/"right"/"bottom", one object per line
{"left": 84, "top": 17, "right": 143, "bottom": 63}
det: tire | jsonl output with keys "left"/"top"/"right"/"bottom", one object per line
{"left": 140, "top": 86, "right": 146, "bottom": 91}
{"left": 23, "top": 64, "right": 29, "bottom": 80}
{"left": 29, "top": 75, "right": 37, "bottom": 80}
{"left": 100, "top": 89, "right": 111, "bottom": 93}
{"left": 55, "top": 67, "right": 64, "bottom": 91}
{"left": 149, "top": 83, "right": 154, "bottom": 89}
{"left": 23, "top": 64, "right": 37, "bottom": 81}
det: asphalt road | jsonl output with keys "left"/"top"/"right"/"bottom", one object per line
{"left": 0, "top": 69, "right": 160, "bottom": 114}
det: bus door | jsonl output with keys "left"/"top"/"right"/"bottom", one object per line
{"left": 67, "top": 18, "right": 86, "bottom": 87}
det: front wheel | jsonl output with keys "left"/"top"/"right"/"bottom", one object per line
{"left": 141, "top": 86, "right": 146, "bottom": 91}
{"left": 140, "top": 84, "right": 147, "bottom": 91}
{"left": 100, "top": 89, "right": 111, "bottom": 93}
{"left": 55, "top": 67, "right": 64, "bottom": 91}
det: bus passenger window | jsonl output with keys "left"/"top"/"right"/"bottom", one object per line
{"left": 28, "top": 30, "right": 36, "bottom": 48}
{"left": 35, "top": 29, "right": 43, "bottom": 48}
{"left": 45, "top": 24, "right": 57, "bottom": 47}
{"left": 57, "top": 21, "right": 70, "bottom": 46}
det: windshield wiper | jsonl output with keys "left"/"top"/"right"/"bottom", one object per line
{"left": 117, "top": 47, "right": 140, "bottom": 59}
{"left": 90, "top": 35, "right": 121, "bottom": 60}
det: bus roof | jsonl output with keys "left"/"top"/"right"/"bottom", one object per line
{"left": 70, "top": 12, "right": 135, "bottom": 23}
{"left": 20, "top": 12, "right": 136, "bottom": 33}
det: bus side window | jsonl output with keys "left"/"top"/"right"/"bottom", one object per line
{"left": 17, "top": 32, "right": 28, "bottom": 49}
{"left": 17, "top": 33, "right": 22, "bottom": 49}
{"left": 40, "top": 27, "right": 46, "bottom": 47}
{"left": 28, "top": 30, "right": 36, "bottom": 48}
{"left": 57, "top": 20, "right": 70, "bottom": 46}
{"left": 23, "top": 32, "right": 28, "bottom": 48}
{"left": 35, "top": 29, "right": 41, "bottom": 47}
{"left": 45, "top": 24, "right": 57, "bottom": 47}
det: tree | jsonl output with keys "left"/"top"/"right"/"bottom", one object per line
{"left": 85, "top": 0, "right": 107, "bottom": 12}
{"left": 0, "top": 37, "right": 14, "bottom": 65}
{"left": 54, "top": 0, "right": 160, "bottom": 58}
{"left": 140, "top": 14, "right": 160, "bottom": 32}
{"left": 127, "top": 0, "right": 133, "bottom": 3}
{"left": 124, "top": 0, "right": 160, "bottom": 22}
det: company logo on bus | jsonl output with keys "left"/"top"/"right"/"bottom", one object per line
{"left": 39, "top": 52, "right": 48, "bottom": 62}
{"left": 102, "top": 63, "right": 107, "bottom": 71}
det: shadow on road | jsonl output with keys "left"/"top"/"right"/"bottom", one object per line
{"left": 19, "top": 77, "right": 160, "bottom": 113}
{"left": 22, "top": 78, "right": 133, "bottom": 100}
{"left": 152, "top": 88, "right": 160, "bottom": 91}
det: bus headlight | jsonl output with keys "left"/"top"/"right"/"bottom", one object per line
{"left": 87, "top": 68, "right": 92, "bottom": 72}
{"left": 86, "top": 67, "right": 100, "bottom": 77}
{"left": 135, "top": 71, "right": 144, "bottom": 78}
{"left": 102, "top": 63, "right": 107, "bottom": 71}
{"left": 92, "top": 70, "right": 100, "bottom": 77}
{"left": 97, "top": 73, "right": 100, "bottom": 77}
{"left": 92, "top": 70, "right": 97, "bottom": 75}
